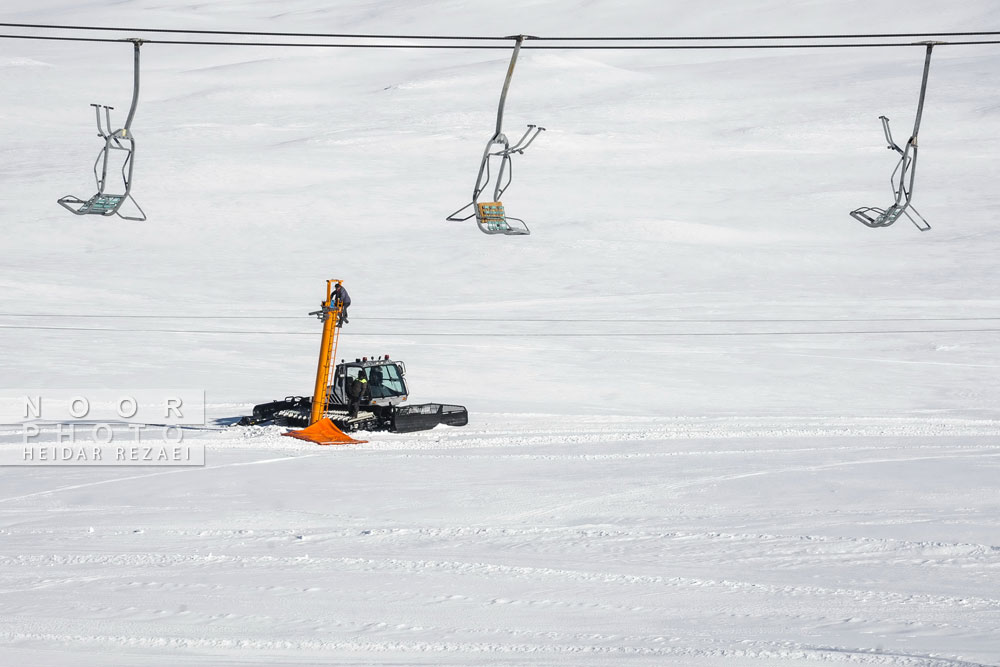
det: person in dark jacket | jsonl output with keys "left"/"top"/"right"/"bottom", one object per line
{"left": 333, "top": 283, "right": 351, "bottom": 328}
{"left": 347, "top": 370, "right": 368, "bottom": 418}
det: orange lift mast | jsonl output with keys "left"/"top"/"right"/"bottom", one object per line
{"left": 309, "top": 279, "right": 343, "bottom": 426}
{"left": 284, "top": 279, "right": 365, "bottom": 445}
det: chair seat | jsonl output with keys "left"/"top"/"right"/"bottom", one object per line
{"left": 476, "top": 201, "right": 530, "bottom": 235}
{"left": 80, "top": 193, "right": 124, "bottom": 214}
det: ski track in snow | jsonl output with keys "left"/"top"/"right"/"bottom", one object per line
{"left": 0, "top": 453, "right": 319, "bottom": 505}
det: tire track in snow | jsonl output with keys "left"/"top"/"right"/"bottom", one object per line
{"left": 2, "top": 552, "right": 998, "bottom": 611}
{"left": 387, "top": 441, "right": 1000, "bottom": 461}
{"left": 0, "top": 454, "right": 320, "bottom": 504}
{"left": 0, "top": 630, "right": 990, "bottom": 666}
{"left": 507, "top": 450, "right": 1000, "bottom": 521}
{"left": 8, "top": 523, "right": 998, "bottom": 574}
{"left": 353, "top": 428, "right": 1000, "bottom": 452}
{"left": 162, "top": 523, "right": 997, "bottom": 557}
{"left": 222, "top": 416, "right": 1000, "bottom": 454}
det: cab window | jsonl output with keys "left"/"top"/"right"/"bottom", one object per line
{"left": 369, "top": 364, "right": 405, "bottom": 397}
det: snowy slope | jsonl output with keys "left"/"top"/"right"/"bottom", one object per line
{"left": 1, "top": 0, "right": 1000, "bottom": 414}
{"left": 3, "top": 416, "right": 1000, "bottom": 665}
{"left": 2, "top": 0, "right": 1000, "bottom": 664}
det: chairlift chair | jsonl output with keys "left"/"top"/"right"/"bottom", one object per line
{"left": 447, "top": 35, "right": 544, "bottom": 236}
{"left": 851, "top": 43, "right": 935, "bottom": 231}
{"left": 58, "top": 39, "right": 146, "bottom": 222}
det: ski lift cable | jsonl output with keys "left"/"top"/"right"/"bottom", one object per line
{"left": 0, "top": 22, "right": 509, "bottom": 40}
{"left": 3, "top": 22, "right": 1000, "bottom": 41}
{"left": 2, "top": 32, "right": 1000, "bottom": 49}
{"left": 3, "top": 314, "right": 1000, "bottom": 323}
{"left": 534, "top": 32, "right": 1000, "bottom": 41}
{"left": 2, "top": 324, "right": 1000, "bottom": 337}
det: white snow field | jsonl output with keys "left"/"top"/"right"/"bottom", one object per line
{"left": 2, "top": 0, "right": 1000, "bottom": 664}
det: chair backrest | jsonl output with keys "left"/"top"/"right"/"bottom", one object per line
{"left": 476, "top": 201, "right": 509, "bottom": 232}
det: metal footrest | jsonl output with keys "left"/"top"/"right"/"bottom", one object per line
{"left": 851, "top": 205, "right": 896, "bottom": 228}
{"left": 851, "top": 204, "right": 929, "bottom": 231}
{"left": 58, "top": 192, "right": 146, "bottom": 221}
{"left": 58, "top": 193, "right": 123, "bottom": 216}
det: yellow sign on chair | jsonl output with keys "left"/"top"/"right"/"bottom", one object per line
{"left": 476, "top": 201, "right": 509, "bottom": 232}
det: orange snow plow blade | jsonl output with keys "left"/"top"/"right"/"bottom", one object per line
{"left": 282, "top": 418, "right": 367, "bottom": 445}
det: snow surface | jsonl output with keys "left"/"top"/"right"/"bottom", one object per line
{"left": 2, "top": 0, "right": 1000, "bottom": 664}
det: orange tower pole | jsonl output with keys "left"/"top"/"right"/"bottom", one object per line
{"left": 283, "top": 279, "right": 366, "bottom": 445}
{"left": 308, "top": 279, "right": 344, "bottom": 425}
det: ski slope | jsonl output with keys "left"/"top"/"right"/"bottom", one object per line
{"left": 3, "top": 416, "right": 1000, "bottom": 665}
{"left": 2, "top": 0, "right": 1000, "bottom": 664}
